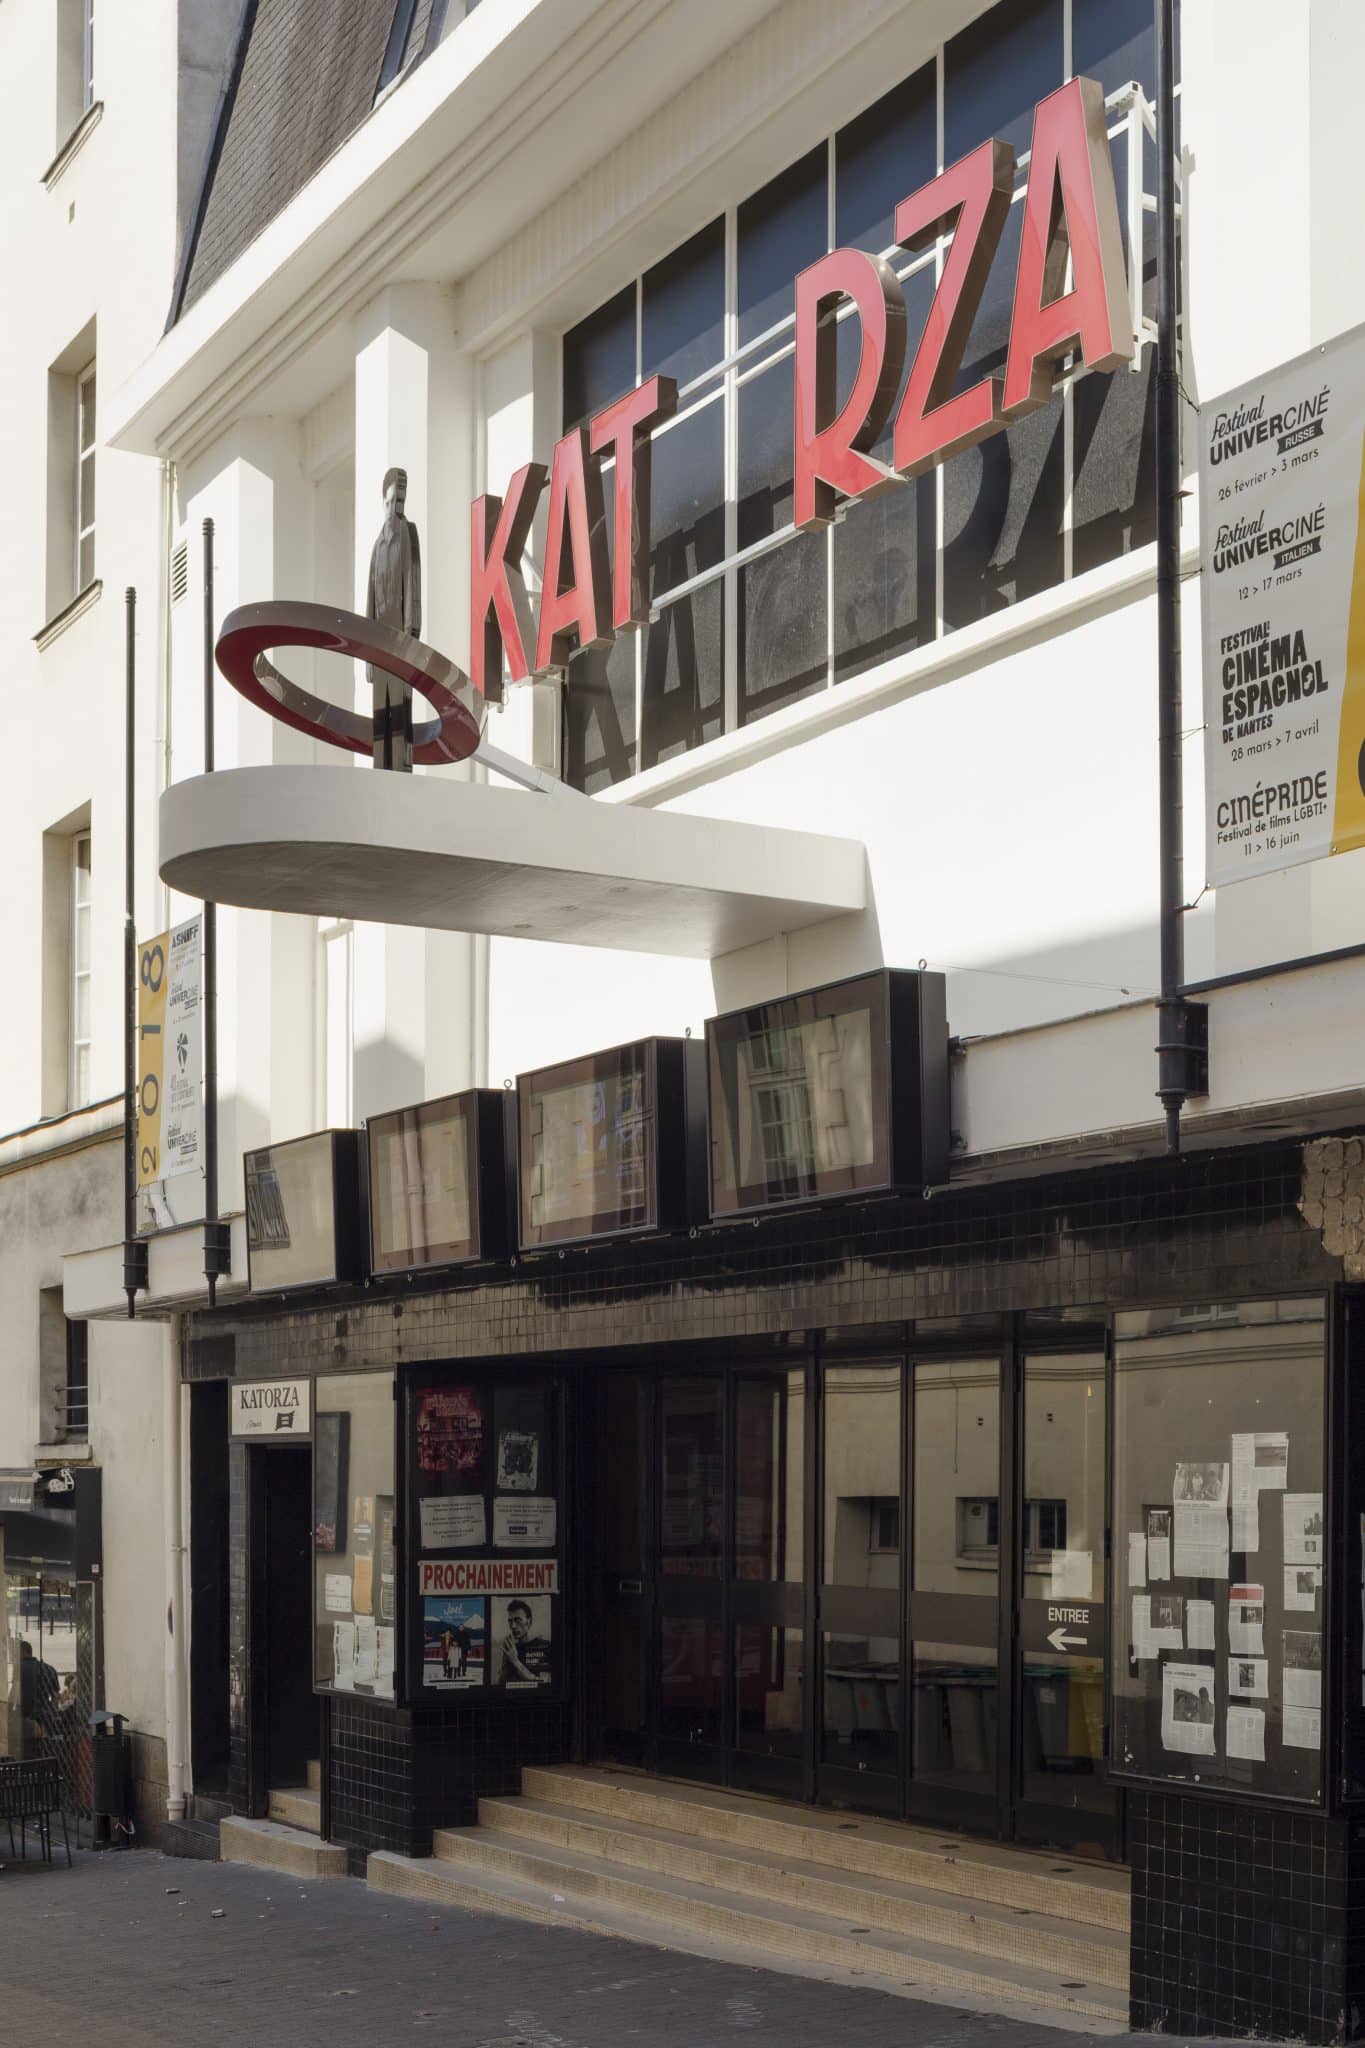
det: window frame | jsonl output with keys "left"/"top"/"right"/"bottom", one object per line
{"left": 69, "top": 828, "right": 92, "bottom": 1110}
{"left": 74, "top": 361, "right": 95, "bottom": 596}
{"left": 82, "top": 0, "right": 94, "bottom": 114}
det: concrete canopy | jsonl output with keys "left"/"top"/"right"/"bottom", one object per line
{"left": 158, "top": 766, "right": 867, "bottom": 958}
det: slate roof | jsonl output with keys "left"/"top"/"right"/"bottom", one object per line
{"left": 173, "top": 0, "right": 408, "bottom": 323}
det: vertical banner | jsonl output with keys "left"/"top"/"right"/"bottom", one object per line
{"left": 1200, "top": 322, "right": 1365, "bottom": 886}
{"left": 135, "top": 916, "right": 203, "bottom": 1225}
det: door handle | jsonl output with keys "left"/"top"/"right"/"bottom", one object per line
{"left": 617, "top": 1577, "right": 643, "bottom": 1595}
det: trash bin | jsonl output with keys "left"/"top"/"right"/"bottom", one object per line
{"left": 89, "top": 1710, "right": 130, "bottom": 1838}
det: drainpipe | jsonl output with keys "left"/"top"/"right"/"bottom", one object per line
{"left": 163, "top": 1315, "right": 187, "bottom": 1824}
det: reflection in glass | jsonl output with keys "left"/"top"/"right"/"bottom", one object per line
{"left": 643, "top": 400, "right": 725, "bottom": 769}
{"left": 912, "top": 1359, "right": 999, "bottom": 1794}
{"left": 660, "top": 1378, "right": 723, "bottom": 1578}
{"left": 660, "top": 1615, "right": 723, "bottom": 1747}
{"left": 835, "top": 64, "right": 936, "bottom": 254}
{"left": 368, "top": 1095, "right": 474, "bottom": 1270}
{"left": 714, "top": 1003, "right": 876, "bottom": 1207}
{"left": 737, "top": 145, "right": 827, "bottom": 347}
{"left": 735, "top": 1372, "right": 803, "bottom": 1582}
{"left": 821, "top": 1363, "right": 901, "bottom": 1778}
{"left": 525, "top": 1049, "right": 651, "bottom": 1237}
{"left": 736, "top": 1624, "right": 804, "bottom": 1758}
{"left": 562, "top": 283, "right": 636, "bottom": 429}
{"left": 644, "top": 218, "right": 725, "bottom": 390}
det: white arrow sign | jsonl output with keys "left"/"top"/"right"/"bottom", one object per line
{"left": 1047, "top": 1626, "right": 1087, "bottom": 1652}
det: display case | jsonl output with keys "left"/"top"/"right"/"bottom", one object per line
{"left": 313, "top": 1373, "right": 396, "bottom": 1698}
{"left": 403, "top": 1366, "right": 565, "bottom": 1702}
{"left": 706, "top": 969, "right": 949, "bottom": 1218}
{"left": 244, "top": 1129, "right": 367, "bottom": 1293}
{"left": 367, "top": 1089, "right": 514, "bottom": 1274}
{"left": 517, "top": 1036, "right": 705, "bottom": 1250}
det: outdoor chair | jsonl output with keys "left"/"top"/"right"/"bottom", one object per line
{"left": 0, "top": 1757, "right": 72, "bottom": 1866}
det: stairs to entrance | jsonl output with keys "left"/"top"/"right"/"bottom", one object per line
{"left": 368, "top": 1765, "right": 1130, "bottom": 2027}
{"left": 267, "top": 1759, "right": 321, "bottom": 1834}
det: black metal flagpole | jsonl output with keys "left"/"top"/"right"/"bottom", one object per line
{"left": 1154, "top": 0, "right": 1207, "bottom": 1150}
{"left": 202, "top": 520, "right": 230, "bottom": 1304}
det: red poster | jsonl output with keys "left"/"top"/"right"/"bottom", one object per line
{"left": 415, "top": 1386, "right": 484, "bottom": 1479}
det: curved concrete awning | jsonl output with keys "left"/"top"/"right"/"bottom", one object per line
{"left": 159, "top": 766, "right": 867, "bottom": 958}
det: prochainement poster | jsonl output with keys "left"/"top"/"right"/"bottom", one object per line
{"left": 1200, "top": 322, "right": 1365, "bottom": 885}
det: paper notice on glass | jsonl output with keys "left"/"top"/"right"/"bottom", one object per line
{"left": 1187, "top": 1598, "right": 1216, "bottom": 1651}
{"left": 1128, "top": 1532, "right": 1147, "bottom": 1589}
{"left": 1052, "top": 1549, "right": 1093, "bottom": 1598}
{"left": 1227, "top": 1705, "right": 1266, "bottom": 1762}
{"left": 1228, "top": 1584, "right": 1265, "bottom": 1655}
{"left": 1149, "top": 1593, "right": 1184, "bottom": 1651}
{"left": 1228, "top": 1656, "right": 1268, "bottom": 1698}
{"left": 376, "top": 1626, "right": 395, "bottom": 1688}
{"left": 1284, "top": 1494, "right": 1324, "bottom": 1565}
{"left": 1284, "top": 1630, "right": 1322, "bottom": 1710}
{"left": 1231, "top": 1501, "right": 1260, "bottom": 1554}
{"left": 354, "top": 1615, "right": 378, "bottom": 1685}
{"left": 324, "top": 1572, "right": 352, "bottom": 1614}
{"left": 1175, "top": 1502, "right": 1230, "bottom": 1580}
{"left": 1285, "top": 1564, "right": 1321, "bottom": 1612}
{"left": 1231, "top": 1431, "right": 1289, "bottom": 1501}
{"left": 1131, "top": 1595, "right": 1155, "bottom": 1660}
{"left": 1284, "top": 1707, "right": 1322, "bottom": 1750}
{"left": 493, "top": 1495, "right": 558, "bottom": 1549}
{"left": 420, "top": 1495, "right": 487, "bottom": 1549}
{"left": 1148, "top": 1508, "right": 1171, "bottom": 1581}
{"left": 1175, "top": 1462, "right": 1230, "bottom": 1506}
{"left": 332, "top": 1620, "right": 357, "bottom": 1691}
{"left": 1162, "top": 1662, "right": 1217, "bottom": 1755}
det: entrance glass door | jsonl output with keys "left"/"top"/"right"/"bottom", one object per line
{"left": 657, "top": 1375, "right": 725, "bottom": 1778}
{"left": 732, "top": 1368, "right": 806, "bottom": 1797}
{"left": 817, "top": 1360, "right": 901, "bottom": 1813}
{"left": 908, "top": 1356, "right": 1002, "bottom": 1834}
{"left": 1017, "top": 1347, "right": 1114, "bottom": 1855}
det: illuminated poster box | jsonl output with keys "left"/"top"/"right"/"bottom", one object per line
{"left": 244, "top": 1129, "right": 367, "bottom": 1293}
{"left": 707, "top": 969, "right": 949, "bottom": 1218}
{"left": 517, "top": 1037, "right": 705, "bottom": 1250}
{"left": 366, "top": 1089, "right": 514, "bottom": 1275}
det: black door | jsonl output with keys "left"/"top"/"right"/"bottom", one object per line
{"left": 260, "top": 1444, "right": 317, "bottom": 1795}
{"left": 598, "top": 1370, "right": 652, "bottom": 1766}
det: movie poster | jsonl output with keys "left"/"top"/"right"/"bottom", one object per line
{"left": 490, "top": 1593, "right": 553, "bottom": 1689}
{"left": 495, "top": 1386, "right": 544, "bottom": 1494}
{"left": 416, "top": 1386, "right": 484, "bottom": 1482}
{"left": 422, "top": 1596, "right": 486, "bottom": 1689}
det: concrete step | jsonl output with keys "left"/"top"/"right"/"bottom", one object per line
{"left": 520, "top": 1766, "right": 1128, "bottom": 1935}
{"left": 161, "top": 1816, "right": 221, "bottom": 1862}
{"left": 306, "top": 1759, "right": 321, "bottom": 1794}
{"left": 370, "top": 1838, "right": 1127, "bottom": 2027}
{"left": 267, "top": 1785, "right": 320, "bottom": 1833}
{"left": 219, "top": 1814, "right": 345, "bottom": 1879}
{"left": 472, "top": 1794, "right": 1126, "bottom": 1990}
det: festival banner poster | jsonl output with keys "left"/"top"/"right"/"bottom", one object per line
{"left": 1200, "top": 321, "right": 1365, "bottom": 885}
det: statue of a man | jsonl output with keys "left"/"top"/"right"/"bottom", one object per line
{"left": 365, "top": 466, "right": 421, "bottom": 768}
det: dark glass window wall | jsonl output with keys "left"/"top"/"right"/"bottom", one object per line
{"left": 562, "top": 0, "right": 1166, "bottom": 789}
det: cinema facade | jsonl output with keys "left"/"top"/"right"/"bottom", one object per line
{"left": 82, "top": 0, "right": 1365, "bottom": 2038}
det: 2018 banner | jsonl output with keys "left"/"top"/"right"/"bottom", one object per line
{"left": 1200, "top": 322, "right": 1365, "bottom": 886}
{"left": 135, "top": 915, "right": 203, "bottom": 1210}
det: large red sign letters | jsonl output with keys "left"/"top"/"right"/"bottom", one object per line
{"left": 472, "top": 75, "right": 1130, "bottom": 694}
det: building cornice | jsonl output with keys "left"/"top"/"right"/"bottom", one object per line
{"left": 0, "top": 1096, "right": 122, "bottom": 1179}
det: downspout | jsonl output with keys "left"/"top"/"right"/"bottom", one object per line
{"left": 163, "top": 1315, "right": 187, "bottom": 1823}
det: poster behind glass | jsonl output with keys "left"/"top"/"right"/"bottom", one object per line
{"left": 314, "top": 1375, "right": 396, "bottom": 1697}
{"left": 1110, "top": 1298, "right": 1326, "bottom": 1802}
{"left": 245, "top": 1133, "right": 340, "bottom": 1291}
{"left": 522, "top": 1048, "right": 653, "bottom": 1244}
{"left": 368, "top": 1096, "right": 475, "bottom": 1271}
{"left": 409, "top": 1370, "right": 560, "bottom": 1700}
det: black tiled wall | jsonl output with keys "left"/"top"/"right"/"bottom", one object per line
{"left": 1129, "top": 1791, "right": 1365, "bottom": 2043}
{"left": 329, "top": 1695, "right": 573, "bottom": 1875}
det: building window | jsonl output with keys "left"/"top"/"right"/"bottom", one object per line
{"left": 560, "top": 0, "right": 1164, "bottom": 791}
{"left": 75, "top": 364, "right": 96, "bottom": 593}
{"left": 376, "top": 0, "right": 453, "bottom": 96}
{"left": 38, "top": 1292, "right": 88, "bottom": 1444}
{"left": 868, "top": 1497, "right": 900, "bottom": 1554}
{"left": 69, "top": 831, "right": 92, "bottom": 1108}
{"left": 64, "top": 1320, "right": 89, "bottom": 1441}
{"left": 956, "top": 1495, "right": 1067, "bottom": 1563}
{"left": 82, "top": 0, "right": 95, "bottom": 111}
{"left": 55, "top": 0, "right": 97, "bottom": 144}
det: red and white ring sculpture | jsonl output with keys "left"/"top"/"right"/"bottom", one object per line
{"left": 214, "top": 600, "right": 486, "bottom": 767}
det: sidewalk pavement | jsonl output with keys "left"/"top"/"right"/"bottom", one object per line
{"left": 0, "top": 1847, "right": 1218, "bottom": 2048}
